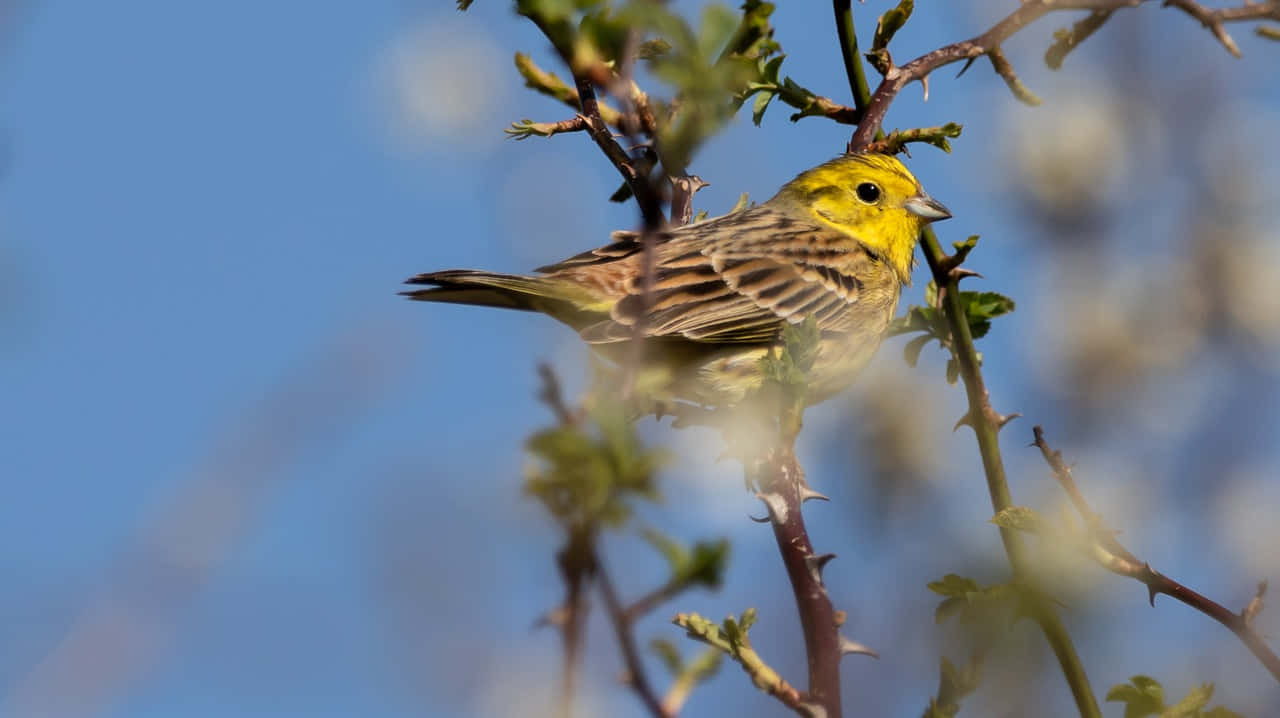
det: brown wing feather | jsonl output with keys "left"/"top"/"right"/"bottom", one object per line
{"left": 570, "top": 205, "right": 873, "bottom": 345}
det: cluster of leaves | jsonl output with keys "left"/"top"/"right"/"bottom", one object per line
{"left": 866, "top": 0, "right": 914, "bottom": 73}
{"left": 643, "top": 528, "right": 730, "bottom": 594}
{"left": 649, "top": 637, "right": 724, "bottom": 709}
{"left": 525, "top": 399, "right": 667, "bottom": 533}
{"left": 759, "top": 315, "right": 821, "bottom": 392}
{"left": 1106, "top": 676, "right": 1242, "bottom": 718}
{"left": 756, "top": 315, "right": 822, "bottom": 444}
{"left": 673, "top": 609, "right": 798, "bottom": 701}
{"left": 928, "top": 573, "right": 1033, "bottom": 629}
{"left": 887, "top": 238, "right": 1016, "bottom": 384}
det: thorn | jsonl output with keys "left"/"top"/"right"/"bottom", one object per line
{"left": 799, "top": 485, "right": 830, "bottom": 503}
{"left": 953, "top": 410, "right": 975, "bottom": 432}
{"left": 754, "top": 491, "right": 789, "bottom": 524}
{"left": 805, "top": 553, "right": 837, "bottom": 584}
{"left": 956, "top": 56, "right": 978, "bottom": 78}
{"left": 799, "top": 703, "right": 828, "bottom": 718}
{"left": 1147, "top": 583, "right": 1158, "bottom": 607}
{"left": 997, "top": 412, "right": 1023, "bottom": 430}
{"left": 1243, "top": 580, "right": 1268, "bottom": 625}
{"left": 949, "top": 267, "right": 983, "bottom": 282}
{"left": 534, "top": 603, "right": 572, "bottom": 630}
{"left": 921, "top": 74, "right": 930, "bottom": 102}
{"left": 839, "top": 635, "right": 880, "bottom": 659}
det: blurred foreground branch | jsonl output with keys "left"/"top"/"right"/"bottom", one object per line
{"left": 1030, "top": 426, "right": 1280, "bottom": 683}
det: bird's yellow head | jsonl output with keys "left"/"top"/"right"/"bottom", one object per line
{"left": 775, "top": 153, "right": 951, "bottom": 284}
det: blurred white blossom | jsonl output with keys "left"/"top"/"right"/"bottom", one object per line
{"left": 372, "top": 16, "right": 504, "bottom": 150}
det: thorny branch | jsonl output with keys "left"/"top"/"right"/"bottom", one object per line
{"left": 752, "top": 447, "right": 847, "bottom": 717}
{"left": 849, "top": 0, "right": 1280, "bottom": 149}
{"left": 836, "top": 4, "right": 1103, "bottom": 716}
{"left": 915, "top": 232, "right": 1103, "bottom": 718}
{"left": 1031, "top": 426, "right": 1280, "bottom": 683}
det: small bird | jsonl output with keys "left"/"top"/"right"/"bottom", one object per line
{"left": 404, "top": 153, "right": 950, "bottom": 407}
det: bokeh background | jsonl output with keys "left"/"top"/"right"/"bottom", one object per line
{"left": 3, "top": 1, "right": 1279, "bottom": 716}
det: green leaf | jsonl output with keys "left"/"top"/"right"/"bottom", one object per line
{"left": 951, "top": 235, "right": 979, "bottom": 263}
{"left": 927, "top": 574, "right": 981, "bottom": 598}
{"left": 1107, "top": 676, "right": 1166, "bottom": 718}
{"left": 751, "top": 90, "right": 775, "bottom": 125}
{"left": 1161, "top": 682, "right": 1213, "bottom": 717}
{"left": 903, "top": 334, "right": 933, "bottom": 368}
{"left": 933, "top": 597, "right": 966, "bottom": 625}
{"left": 524, "top": 395, "right": 668, "bottom": 533}
{"left": 928, "top": 575, "right": 1028, "bottom": 627}
{"left": 650, "top": 638, "right": 683, "bottom": 674}
{"left": 759, "top": 315, "right": 821, "bottom": 391}
{"left": 960, "top": 290, "right": 1015, "bottom": 339}
{"left": 990, "top": 506, "right": 1045, "bottom": 534}
{"left": 924, "top": 656, "right": 983, "bottom": 718}
{"left": 872, "top": 0, "right": 914, "bottom": 51}
{"left": 728, "top": 192, "right": 750, "bottom": 214}
{"left": 637, "top": 37, "right": 672, "bottom": 59}
{"left": 643, "top": 529, "right": 730, "bottom": 591}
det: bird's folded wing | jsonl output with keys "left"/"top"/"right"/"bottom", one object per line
{"left": 579, "top": 252, "right": 861, "bottom": 345}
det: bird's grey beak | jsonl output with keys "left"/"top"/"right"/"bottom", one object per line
{"left": 904, "top": 192, "right": 952, "bottom": 222}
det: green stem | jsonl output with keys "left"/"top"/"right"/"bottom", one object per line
{"left": 832, "top": 5, "right": 1102, "bottom": 715}
{"left": 919, "top": 229, "right": 1102, "bottom": 718}
{"left": 832, "top": 0, "right": 871, "bottom": 117}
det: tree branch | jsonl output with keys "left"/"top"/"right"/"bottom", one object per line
{"left": 917, "top": 231, "right": 1103, "bottom": 718}
{"left": 1164, "top": 0, "right": 1280, "bottom": 57}
{"left": 753, "top": 448, "right": 843, "bottom": 716}
{"left": 520, "top": 8, "right": 666, "bottom": 227}
{"left": 849, "top": 0, "right": 1280, "bottom": 150}
{"left": 832, "top": 0, "right": 873, "bottom": 117}
{"left": 832, "top": 7, "right": 1101, "bottom": 716}
{"left": 1045, "top": 10, "right": 1116, "bottom": 69}
{"left": 1031, "top": 426, "right": 1280, "bottom": 683}
{"left": 598, "top": 562, "right": 672, "bottom": 717}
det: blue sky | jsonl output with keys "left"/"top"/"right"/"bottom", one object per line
{"left": 3, "top": 1, "right": 1279, "bottom": 716}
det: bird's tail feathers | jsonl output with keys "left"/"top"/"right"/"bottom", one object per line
{"left": 401, "top": 270, "right": 558, "bottom": 312}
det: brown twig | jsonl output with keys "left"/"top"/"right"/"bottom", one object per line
{"left": 556, "top": 533, "right": 594, "bottom": 718}
{"left": 573, "top": 74, "right": 665, "bottom": 228}
{"left": 1164, "top": 0, "right": 1280, "bottom": 57}
{"left": 506, "top": 116, "right": 590, "bottom": 140}
{"left": 538, "top": 363, "right": 582, "bottom": 427}
{"left": 598, "top": 562, "right": 672, "bottom": 718}
{"left": 1031, "top": 426, "right": 1280, "bottom": 683}
{"left": 668, "top": 174, "right": 708, "bottom": 227}
{"left": 849, "top": 0, "right": 1280, "bottom": 150}
{"left": 753, "top": 445, "right": 844, "bottom": 716}
{"left": 1045, "top": 10, "right": 1116, "bottom": 69}
{"left": 860, "top": 124, "right": 964, "bottom": 156}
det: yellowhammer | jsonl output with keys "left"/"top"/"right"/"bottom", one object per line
{"left": 404, "top": 153, "right": 949, "bottom": 406}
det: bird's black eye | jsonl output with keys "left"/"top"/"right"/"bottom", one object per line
{"left": 855, "top": 182, "right": 881, "bottom": 204}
